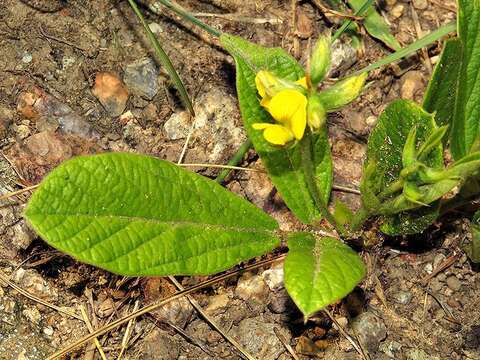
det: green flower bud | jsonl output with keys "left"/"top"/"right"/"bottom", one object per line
{"left": 307, "top": 94, "right": 326, "bottom": 130}
{"left": 318, "top": 72, "right": 368, "bottom": 112}
{"left": 310, "top": 35, "right": 331, "bottom": 85}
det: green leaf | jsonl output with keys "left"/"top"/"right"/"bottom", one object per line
{"left": 284, "top": 233, "right": 365, "bottom": 317}
{"left": 347, "top": 0, "right": 401, "bottom": 50}
{"left": 450, "top": 0, "right": 480, "bottom": 159}
{"left": 423, "top": 39, "right": 462, "bottom": 130}
{"left": 362, "top": 100, "right": 444, "bottom": 235}
{"left": 468, "top": 211, "right": 480, "bottom": 263}
{"left": 220, "top": 34, "right": 332, "bottom": 224}
{"left": 24, "top": 153, "right": 280, "bottom": 276}
{"left": 333, "top": 199, "right": 354, "bottom": 226}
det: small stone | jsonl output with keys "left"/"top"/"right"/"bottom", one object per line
{"left": 235, "top": 273, "right": 268, "bottom": 302}
{"left": 407, "top": 348, "right": 440, "bottom": 360}
{"left": 330, "top": 40, "right": 357, "bottom": 75}
{"left": 379, "top": 340, "right": 402, "bottom": 358}
{"left": 22, "top": 52, "right": 32, "bottom": 64}
{"left": 446, "top": 276, "right": 461, "bottom": 291}
{"left": 14, "top": 268, "right": 58, "bottom": 301}
{"left": 234, "top": 318, "right": 288, "bottom": 360}
{"left": 92, "top": 72, "right": 129, "bottom": 117}
{"left": 385, "top": 0, "right": 397, "bottom": 6}
{"left": 205, "top": 293, "right": 230, "bottom": 313}
{"left": 25, "top": 131, "right": 72, "bottom": 165}
{"left": 433, "top": 253, "right": 446, "bottom": 268}
{"left": 23, "top": 307, "right": 41, "bottom": 325}
{"left": 392, "top": 290, "right": 412, "bottom": 305}
{"left": 400, "top": 71, "right": 424, "bottom": 100}
{"left": 351, "top": 312, "right": 387, "bottom": 352}
{"left": 423, "top": 263, "right": 433, "bottom": 274}
{"left": 267, "top": 289, "right": 294, "bottom": 314}
{"left": 97, "top": 298, "right": 115, "bottom": 318}
{"left": 261, "top": 263, "right": 284, "bottom": 291}
{"left": 412, "top": 0, "right": 428, "bottom": 10}
{"left": 148, "top": 22, "right": 163, "bottom": 35}
{"left": 163, "top": 111, "right": 191, "bottom": 140}
{"left": 11, "top": 222, "right": 34, "bottom": 250}
{"left": 295, "top": 10, "right": 313, "bottom": 39}
{"left": 391, "top": 4, "right": 404, "bottom": 18}
{"left": 365, "top": 115, "right": 377, "bottom": 126}
{"left": 296, "top": 336, "right": 325, "bottom": 356}
{"left": 123, "top": 58, "right": 159, "bottom": 100}
{"left": 15, "top": 124, "right": 30, "bottom": 139}
{"left": 43, "top": 326, "right": 54, "bottom": 336}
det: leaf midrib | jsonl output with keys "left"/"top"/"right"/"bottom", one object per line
{"left": 27, "top": 212, "right": 277, "bottom": 235}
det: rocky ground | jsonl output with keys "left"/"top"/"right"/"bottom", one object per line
{"left": 1, "top": 0, "right": 478, "bottom": 359}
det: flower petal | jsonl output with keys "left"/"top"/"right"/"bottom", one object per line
{"left": 291, "top": 102, "right": 307, "bottom": 140}
{"left": 295, "top": 77, "right": 308, "bottom": 89}
{"left": 266, "top": 89, "right": 308, "bottom": 126}
{"left": 262, "top": 124, "right": 294, "bottom": 145}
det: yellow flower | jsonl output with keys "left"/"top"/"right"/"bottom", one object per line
{"left": 253, "top": 89, "right": 308, "bottom": 146}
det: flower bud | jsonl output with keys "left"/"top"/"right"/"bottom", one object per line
{"left": 310, "top": 35, "right": 331, "bottom": 85}
{"left": 318, "top": 72, "right": 368, "bottom": 112}
{"left": 307, "top": 94, "right": 326, "bottom": 130}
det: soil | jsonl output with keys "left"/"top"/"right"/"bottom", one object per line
{"left": 1, "top": 0, "right": 478, "bottom": 360}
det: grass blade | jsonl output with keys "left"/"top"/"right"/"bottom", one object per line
{"left": 354, "top": 21, "right": 456, "bottom": 75}
{"left": 128, "top": 0, "right": 195, "bottom": 115}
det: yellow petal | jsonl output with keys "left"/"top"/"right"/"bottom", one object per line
{"left": 266, "top": 89, "right": 308, "bottom": 126}
{"left": 262, "top": 124, "right": 294, "bottom": 145}
{"left": 290, "top": 102, "right": 307, "bottom": 140}
{"left": 295, "top": 77, "right": 308, "bottom": 89}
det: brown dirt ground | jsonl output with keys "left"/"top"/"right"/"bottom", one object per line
{"left": 1, "top": 0, "right": 478, "bottom": 359}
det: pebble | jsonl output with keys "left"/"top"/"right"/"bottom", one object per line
{"left": 446, "top": 276, "right": 461, "bottom": 291}
{"left": 351, "top": 312, "right": 387, "bottom": 352}
{"left": 400, "top": 71, "right": 424, "bottom": 100}
{"left": 412, "top": 0, "right": 428, "bottom": 10}
{"left": 21, "top": 52, "right": 32, "bottom": 64}
{"left": 25, "top": 131, "right": 72, "bottom": 165}
{"left": 235, "top": 273, "right": 268, "bottom": 302}
{"left": 148, "top": 22, "right": 163, "bottom": 35}
{"left": 92, "top": 72, "right": 129, "bottom": 117}
{"left": 234, "top": 317, "right": 288, "bottom": 360}
{"left": 205, "top": 293, "right": 230, "bottom": 313}
{"left": 15, "top": 124, "right": 30, "bottom": 139}
{"left": 391, "top": 4, "right": 404, "bottom": 18}
{"left": 407, "top": 348, "right": 440, "bottom": 360}
{"left": 14, "top": 268, "right": 58, "bottom": 301}
{"left": 261, "top": 263, "right": 284, "bottom": 291}
{"left": 43, "top": 326, "right": 54, "bottom": 336}
{"left": 379, "top": 340, "right": 402, "bottom": 358}
{"left": 267, "top": 289, "right": 294, "bottom": 314}
{"left": 123, "top": 58, "right": 159, "bottom": 100}
{"left": 392, "top": 290, "right": 412, "bottom": 305}
{"left": 330, "top": 40, "right": 357, "bottom": 75}
{"left": 22, "top": 307, "right": 41, "bottom": 325}
{"left": 17, "top": 87, "right": 95, "bottom": 138}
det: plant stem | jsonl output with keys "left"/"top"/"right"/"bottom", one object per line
{"left": 350, "top": 206, "right": 370, "bottom": 231}
{"left": 216, "top": 139, "right": 253, "bottom": 183}
{"left": 153, "top": 0, "right": 222, "bottom": 37}
{"left": 128, "top": 0, "right": 195, "bottom": 116}
{"left": 300, "top": 133, "right": 348, "bottom": 236}
{"left": 331, "top": 0, "right": 374, "bottom": 43}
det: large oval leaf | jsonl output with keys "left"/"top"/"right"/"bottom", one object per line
{"left": 220, "top": 34, "right": 332, "bottom": 224}
{"left": 362, "top": 100, "right": 443, "bottom": 235}
{"left": 24, "top": 153, "right": 280, "bottom": 276}
{"left": 284, "top": 233, "right": 365, "bottom": 318}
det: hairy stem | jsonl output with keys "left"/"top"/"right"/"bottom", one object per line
{"left": 216, "top": 139, "right": 253, "bottom": 183}
{"left": 300, "top": 133, "right": 347, "bottom": 236}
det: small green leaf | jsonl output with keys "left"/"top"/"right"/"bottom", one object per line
{"left": 362, "top": 100, "right": 444, "bottom": 235}
{"left": 24, "top": 153, "right": 280, "bottom": 276}
{"left": 450, "top": 0, "right": 480, "bottom": 159}
{"left": 347, "top": 0, "right": 401, "bottom": 50}
{"left": 220, "top": 34, "right": 332, "bottom": 224}
{"left": 468, "top": 210, "right": 480, "bottom": 263}
{"left": 310, "top": 35, "right": 331, "bottom": 85}
{"left": 402, "top": 126, "right": 417, "bottom": 168}
{"left": 423, "top": 39, "right": 462, "bottom": 130}
{"left": 284, "top": 233, "right": 365, "bottom": 318}
{"left": 333, "top": 199, "right": 354, "bottom": 227}
{"left": 417, "top": 125, "right": 449, "bottom": 161}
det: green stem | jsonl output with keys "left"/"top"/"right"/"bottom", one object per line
{"left": 331, "top": 0, "right": 374, "bottom": 43}
{"left": 153, "top": 0, "right": 222, "bottom": 37}
{"left": 215, "top": 139, "right": 253, "bottom": 183}
{"left": 378, "top": 178, "right": 405, "bottom": 199}
{"left": 300, "top": 133, "right": 347, "bottom": 236}
{"left": 128, "top": 0, "right": 195, "bottom": 116}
